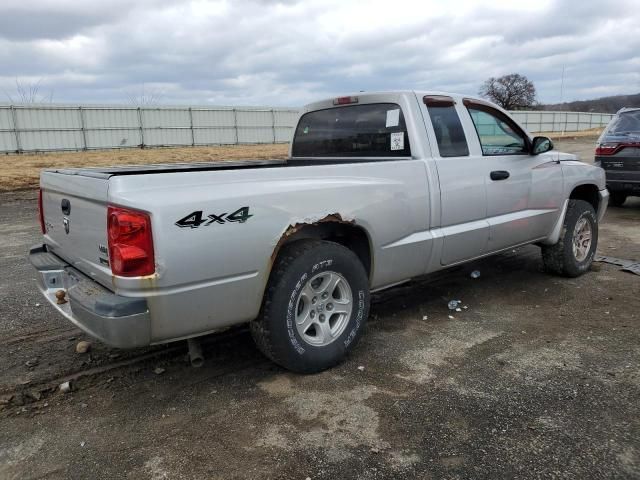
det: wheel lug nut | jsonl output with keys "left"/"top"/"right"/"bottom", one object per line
{"left": 319, "top": 314, "right": 326, "bottom": 322}
{"left": 312, "top": 297, "right": 317, "bottom": 304}
{"left": 322, "top": 292, "right": 328, "bottom": 299}
{"left": 310, "top": 311, "right": 315, "bottom": 318}
{"left": 326, "top": 303, "right": 333, "bottom": 311}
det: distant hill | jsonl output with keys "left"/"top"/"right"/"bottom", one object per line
{"left": 540, "top": 93, "right": 640, "bottom": 113}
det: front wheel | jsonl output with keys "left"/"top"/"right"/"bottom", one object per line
{"left": 542, "top": 199, "right": 598, "bottom": 277}
{"left": 251, "top": 240, "right": 370, "bottom": 373}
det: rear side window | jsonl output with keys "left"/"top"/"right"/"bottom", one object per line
{"left": 426, "top": 105, "right": 469, "bottom": 157}
{"left": 607, "top": 110, "right": 640, "bottom": 136}
{"left": 291, "top": 103, "right": 411, "bottom": 157}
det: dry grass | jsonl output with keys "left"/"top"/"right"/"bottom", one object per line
{"left": 0, "top": 131, "right": 603, "bottom": 192}
{"left": 0, "top": 144, "right": 289, "bottom": 192}
{"left": 541, "top": 127, "right": 604, "bottom": 140}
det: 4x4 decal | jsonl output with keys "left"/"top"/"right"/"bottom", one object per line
{"left": 175, "top": 207, "right": 252, "bottom": 228}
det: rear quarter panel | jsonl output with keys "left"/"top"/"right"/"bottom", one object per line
{"left": 108, "top": 160, "right": 431, "bottom": 342}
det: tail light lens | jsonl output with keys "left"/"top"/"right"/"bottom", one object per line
{"left": 38, "top": 188, "right": 46, "bottom": 234}
{"left": 107, "top": 205, "right": 155, "bottom": 277}
{"left": 595, "top": 143, "right": 620, "bottom": 156}
{"left": 595, "top": 142, "right": 640, "bottom": 156}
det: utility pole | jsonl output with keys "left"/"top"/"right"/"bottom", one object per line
{"left": 560, "top": 64, "right": 565, "bottom": 104}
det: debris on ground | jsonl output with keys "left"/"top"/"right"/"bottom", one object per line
{"left": 75, "top": 341, "right": 91, "bottom": 354}
{"left": 448, "top": 315, "right": 454, "bottom": 319}
{"left": 470, "top": 270, "right": 481, "bottom": 279}
{"left": 594, "top": 255, "right": 640, "bottom": 276}
{"left": 153, "top": 367, "right": 166, "bottom": 375}
{"left": 59, "top": 381, "right": 72, "bottom": 393}
{"left": 26, "top": 391, "right": 42, "bottom": 401}
{"left": 448, "top": 300, "right": 462, "bottom": 310}
{"left": 422, "top": 315, "right": 428, "bottom": 320}
{"left": 25, "top": 358, "right": 39, "bottom": 368}
{"left": 357, "top": 366, "right": 365, "bottom": 371}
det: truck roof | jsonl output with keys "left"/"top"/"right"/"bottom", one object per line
{"left": 302, "top": 90, "right": 488, "bottom": 112}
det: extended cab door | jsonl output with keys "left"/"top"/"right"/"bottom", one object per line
{"left": 462, "top": 99, "right": 563, "bottom": 252}
{"left": 422, "top": 96, "right": 489, "bottom": 265}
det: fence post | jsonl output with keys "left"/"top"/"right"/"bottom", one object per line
{"left": 10, "top": 105, "right": 21, "bottom": 153}
{"left": 188, "top": 107, "right": 195, "bottom": 146}
{"left": 137, "top": 107, "right": 145, "bottom": 148}
{"left": 78, "top": 106, "right": 88, "bottom": 150}
{"left": 564, "top": 112, "right": 568, "bottom": 134}
{"left": 271, "top": 108, "right": 276, "bottom": 144}
{"left": 233, "top": 108, "right": 238, "bottom": 145}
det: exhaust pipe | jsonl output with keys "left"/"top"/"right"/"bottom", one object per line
{"left": 187, "top": 338, "right": 204, "bottom": 368}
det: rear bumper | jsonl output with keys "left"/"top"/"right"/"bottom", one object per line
{"left": 605, "top": 178, "right": 640, "bottom": 193}
{"left": 29, "top": 244, "right": 151, "bottom": 348}
{"left": 601, "top": 166, "right": 640, "bottom": 194}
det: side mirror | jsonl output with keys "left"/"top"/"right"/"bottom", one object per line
{"left": 531, "top": 136, "right": 554, "bottom": 155}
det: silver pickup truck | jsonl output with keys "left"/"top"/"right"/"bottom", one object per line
{"left": 30, "top": 91, "right": 608, "bottom": 373}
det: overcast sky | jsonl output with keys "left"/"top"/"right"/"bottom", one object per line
{"left": 1, "top": 0, "right": 639, "bottom": 107}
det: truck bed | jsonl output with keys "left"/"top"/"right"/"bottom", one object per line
{"left": 47, "top": 159, "right": 288, "bottom": 179}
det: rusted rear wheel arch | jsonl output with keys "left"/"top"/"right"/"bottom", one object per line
{"left": 270, "top": 217, "right": 373, "bottom": 280}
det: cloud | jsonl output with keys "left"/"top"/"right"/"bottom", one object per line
{"left": 0, "top": 0, "right": 638, "bottom": 106}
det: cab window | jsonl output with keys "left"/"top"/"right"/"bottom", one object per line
{"left": 291, "top": 103, "right": 411, "bottom": 157}
{"left": 426, "top": 105, "right": 469, "bottom": 157}
{"left": 467, "top": 106, "right": 528, "bottom": 155}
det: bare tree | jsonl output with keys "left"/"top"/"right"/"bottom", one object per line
{"left": 4, "top": 79, "right": 54, "bottom": 103}
{"left": 126, "top": 83, "right": 164, "bottom": 105}
{"left": 479, "top": 73, "right": 537, "bottom": 110}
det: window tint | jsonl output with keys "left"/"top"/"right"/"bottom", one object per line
{"left": 608, "top": 110, "right": 640, "bottom": 136}
{"left": 291, "top": 103, "right": 411, "bottom": 157}
{"left": 468, "top": 107, "right": 527, "bottom": 155}
{"left": 426, "top": 105, "right": 469, "bottom": 157}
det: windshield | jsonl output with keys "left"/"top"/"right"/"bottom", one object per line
{"left": 291, "top": 103, "right": 411, "bottom": 157}
{"left": 608, "top": 110, "right": 640, "bottom": 136}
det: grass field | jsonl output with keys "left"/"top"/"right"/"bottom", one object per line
{"left": 0, "top": 130, "right": 601, "bottom": 192}
{"left": 0, "top": 144, "right": 289, "bottom": 191}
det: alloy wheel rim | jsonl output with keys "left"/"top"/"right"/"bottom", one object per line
{"left": 294, "top": 271, "right": 352, "bottom": 346}
{"left": 573, "top": 217, "right": 592, "bottom": 262}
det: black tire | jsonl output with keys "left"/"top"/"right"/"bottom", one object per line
{"left": 542, "top": 199, "right": 598, "bottom": 278}
{"left": 250, "top": 240, "right": 370, "bottom": 373}
{"left": 610, "top": 192, "right": 627, "bottom": 207}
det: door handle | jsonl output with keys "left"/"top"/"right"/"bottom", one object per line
{"left": 490, "top": 170, "right": 510, "bottom": 181}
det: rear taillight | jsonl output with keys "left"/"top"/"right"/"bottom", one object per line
{"left": 38, "top": 188, "right": 46, "bottom": 234}
{"left": 107, "top": 205, "right": 155, "bottom": 277}
{"left": 595, "top": 143, "right": 619, "bottom": 156}
{"left": 595, "top": 142, "right": 640, "bottom": 156}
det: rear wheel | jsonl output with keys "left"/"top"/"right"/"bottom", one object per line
{"left": 542, "top": 199, "right": 598, "bottom": 277}
{"left": 610, "top": 192, "right": 627, "bottom": 207}
{"left": 250, "top": 240, "right": 370, "bottom": 373}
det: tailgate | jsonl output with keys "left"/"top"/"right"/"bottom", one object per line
{"left": 41, "top": 170, "right": 113, "bottom": 290}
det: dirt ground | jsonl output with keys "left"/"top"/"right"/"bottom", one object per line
{"left": 0, "top": 144, "right": 288, "bottom": 191}
{"left": 0, "top": 138, "right": 639, "bottom": 479}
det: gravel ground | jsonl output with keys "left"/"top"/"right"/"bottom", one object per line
{"left": 0, "top": 138, "right": 638, "bottom": 479}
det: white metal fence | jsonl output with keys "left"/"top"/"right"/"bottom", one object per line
{"left": 0, "top": 104, "right": 614, "bottom": 154}
{"left": 510, "top": 111, "right": 614, "bottom": 134}
{"left": 0, "top": 104, "right": 300, "bottom": 153}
